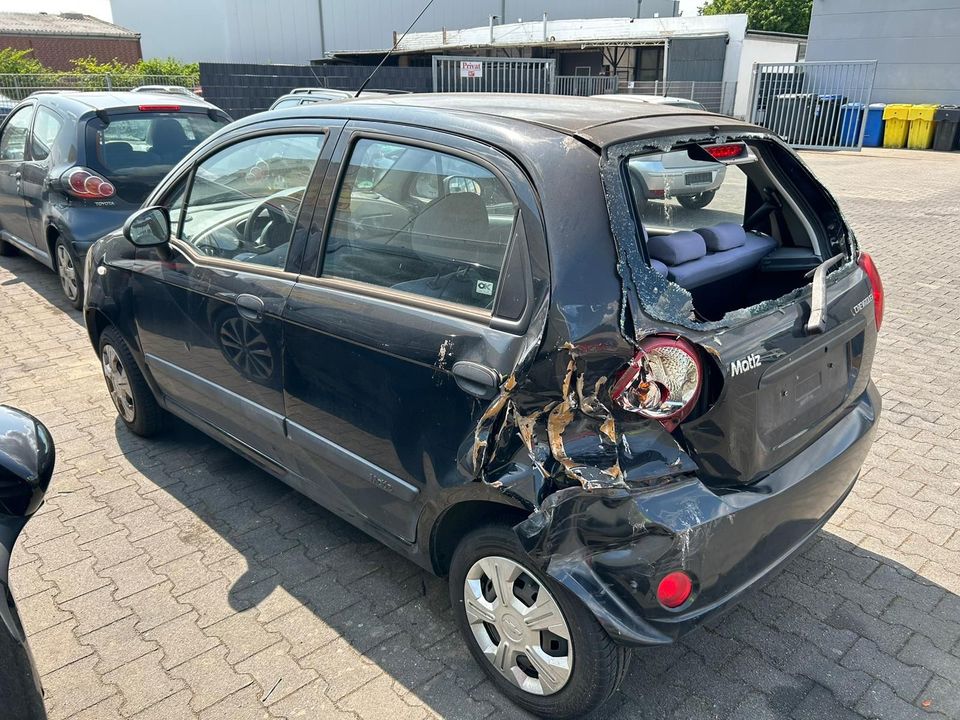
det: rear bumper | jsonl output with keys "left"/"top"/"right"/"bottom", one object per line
{"left": 541, "top": 381, "right": 880, "bottom": 647}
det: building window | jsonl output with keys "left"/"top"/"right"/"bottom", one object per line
{"left": 635, "top": 46, "right": 664, "bottom": 82}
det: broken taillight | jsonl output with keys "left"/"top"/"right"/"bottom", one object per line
{"left": 62, "top": 167, "right": 115, "bottom": 200}
{"left": 858, "top": 252, "right": 883, "bottom": 330}
{"left": 610, "top": 336, "right": 703, "bottom": 432}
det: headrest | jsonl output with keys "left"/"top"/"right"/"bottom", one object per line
{"left": 696, "top": 223, "right": 746, "bottom": 252}
{"left": 650, "top": 258, "right": 669, "bottom": 277}
{"left": 647, "top": 230, "right": 706, "bottom": 266}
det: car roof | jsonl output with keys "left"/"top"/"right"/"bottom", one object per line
{"left": 30, "top": 90, "right": 216, "bottom": 113}
{"left": 252, "top": 93, "right": 753, "bottom": 147}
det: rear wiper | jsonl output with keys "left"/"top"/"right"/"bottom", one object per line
{"left": 804, "top": 253, "right": 845, "bottom": 335}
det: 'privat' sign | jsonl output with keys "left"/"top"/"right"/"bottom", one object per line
{"left": 460, "top": 61, "right": 483, "bottom": 78}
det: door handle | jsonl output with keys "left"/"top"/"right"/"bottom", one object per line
{"left": 452, "top": 361, "right": 501, "bottom": 399}
{"left": 236, "top": 293, "right": 264, "bottom": 322}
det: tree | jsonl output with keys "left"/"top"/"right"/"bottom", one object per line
{"left": 699, "top": 0, "right": 812, "bottom": 35}
{"left": 0, "top": 48, "right": 49, "bottom": 74}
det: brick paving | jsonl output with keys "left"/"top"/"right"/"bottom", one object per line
{"left": 2, "top": 147, "right": 959, "bottom": 719}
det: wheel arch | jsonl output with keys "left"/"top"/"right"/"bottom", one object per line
{"left": 429, "top": 499, "right": 531, "bottom": 577}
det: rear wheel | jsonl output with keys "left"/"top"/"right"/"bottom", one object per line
{"left": 677, "top": 190, "right": 716, "bottom": 210}
{"left": 449, "top": 525, "right": 629, "bottom": 719}
{"left": 54, "top": 238, "right": 83, "bottom": 309}
{"left": 99, "top": 327, "right": 164, "bottom": 437}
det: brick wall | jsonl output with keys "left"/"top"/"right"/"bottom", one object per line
{"left": 0, "top": 35, "right": 142, "bottom": 70}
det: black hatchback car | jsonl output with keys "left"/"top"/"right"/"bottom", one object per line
{"left": 0, "top": 91, "right": 230, "bottom": 308}
{"left": 83, "top": 95, "right": 882, "bottom": 719}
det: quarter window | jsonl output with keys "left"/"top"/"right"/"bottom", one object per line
{"left": 176, "top": 133, "right": 325, "bottom": 269}
{"left": 0, "top": 106, "right": 34, "bottom": 162}
{"left": 31, "top": 107, "right": 63, "bottom": 162}
{"left": 322, "top": 139, "right": 517, "bottom": 311}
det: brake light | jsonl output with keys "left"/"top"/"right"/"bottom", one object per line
{"left": 63, "top": 168, "right": 115, "bottom": 199}
{"left": 138, "top": 104, "right": 180, "bottom": 112}
{"left": 858, "top": 252, "right": 884, "bottom": 330}
{"left": 704, "top": 143, "right": 746, "bottom": 161}
{"left": 610, "top": 336, "right": 703, "bottom": 432}
{"left": 657, "top": 571, "right": 693, "bottom": 609}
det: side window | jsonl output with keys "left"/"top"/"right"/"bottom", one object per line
{"left": 176, "top": 133, "right": 325, "bottom": 269}
{"left": 322, "top": 138, "right": 517, "bottom": 311}
{"left": 0, "top": 106, "right": 34, "bottom": 162}
{"left": 31, "top": 107, "right": 63, "bottom": 162}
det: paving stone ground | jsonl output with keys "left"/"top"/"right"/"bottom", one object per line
{"left": 2, "top": 147, "right": 959, "bottom": 720}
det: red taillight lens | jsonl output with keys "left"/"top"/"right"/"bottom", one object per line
{"left": 858, "top": 252, "right": 883, "bottom": 330}
{"left": 703, "top": 143, "right": 746, "bottom": 161}
{"left": 63, "top": 168, "right": 115, "bottom": 199}
{"left": 138, "top": 104, "right": 180, "bottom": 112}
{"left": 657, "top": 571, "right": 693, "bottom": 609}
{"left": 610, "top": 336, "right": 703, "bottom": 431}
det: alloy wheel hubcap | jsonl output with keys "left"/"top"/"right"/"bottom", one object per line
{"left": 101, "top": 345, "right": 136, "bottom": 422}
{"left": 464, "top": 556, "right": 573, "bottom": 696}
{"left": 56, "top": 244, "right": 78, "bottom": 301}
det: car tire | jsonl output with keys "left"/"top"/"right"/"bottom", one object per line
{"left": 677, "top": 190, "right": 716, "bottom": 210}
{"left": 0, "top": 238, "right": 17, "bottom": 256}
{"left": 449, "top": 524, "right": 630, "bottom": 719}
{"left": 98, "top": 327, "right": 164, "bottom": 437}
{"left": 54, "top": 237, "right": 83, "bottom": 309}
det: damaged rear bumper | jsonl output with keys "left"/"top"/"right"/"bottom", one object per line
{"left": 518, "top": 381, "right": 880, "bottom": 647}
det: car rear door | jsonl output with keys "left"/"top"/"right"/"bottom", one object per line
{"left": 281, "top": 121, "right": 547, "bottom": 543}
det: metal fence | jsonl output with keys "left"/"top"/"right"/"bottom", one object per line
{"left": 432, "top": 56, "right": 556, "bottom": 93}
{"left": 0, "top": 73, "right": 200, "bottom": 110}
{"left": 622, "top": 80, "right": 738, "bottom": 116}
{"left": 748, "top": 61, "right": 877, "bottom": 150}
{"left": 555, "top": 75, "right": 619, "bottom": 97}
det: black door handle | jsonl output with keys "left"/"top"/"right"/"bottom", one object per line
{"left": 452, "top": 361, "right": 501, "bottom": 399}
{"left": 236, "top": 293, "right": 264, "bottom": 322}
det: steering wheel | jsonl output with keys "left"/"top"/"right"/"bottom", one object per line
{"left": 242, "top": 187, "right": 304, "bottom": 248}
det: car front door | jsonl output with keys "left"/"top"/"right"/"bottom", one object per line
{"left": 282, "top": 122, "right": 546, "bottom": 543}
{"left": 132, "top": 124, "right": 339, "bottom": 463}
{"left": 0, "top": 104, "right": 38, "bottom": 253}
{"left": 21, "top": 105, "right": 64, "bottom": 247}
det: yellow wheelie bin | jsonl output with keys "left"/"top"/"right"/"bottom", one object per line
{"left": 907, "top": 104, "right": 940, "bottom": 149}
{"left": 882, "top": 104, "right": 912, "bottom": 148}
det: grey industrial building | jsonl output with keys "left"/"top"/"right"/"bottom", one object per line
{"left": 805, "top": 0, "right": 960, "bottom": 105}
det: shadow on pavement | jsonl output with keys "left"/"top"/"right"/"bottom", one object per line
{"left": 114, "top": 416, "right": 959, "bottom": 720}
{"left": 0, "top": 253, "right": 84, "bottom": 328}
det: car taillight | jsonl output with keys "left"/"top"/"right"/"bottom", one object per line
{"left": 858, "top": 252, "right": 883, "bottom": 330}
{"left": 63, "top": 168, "right": 115, "bottom": 199}
{"left": 703, "top": 143, "right": 746, "bottom": 161}
{"left": 610, "top": 336, "right": 703, "bottom": 432}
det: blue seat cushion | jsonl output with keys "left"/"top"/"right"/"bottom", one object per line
{"left": 696, "top": 223, "right": 746, "bottom": 252}
{"left": 667, "top": 232, "right": 778, "bottom": 289}
{"left": 647, "top": 230, "right": 706, "bottom": 266}
{"left": 650, "top": 258, "right": 669, "bottom": 277}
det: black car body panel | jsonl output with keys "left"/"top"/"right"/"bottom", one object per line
{"left": 83, "top": 94, "right": 881, "bottom": 648}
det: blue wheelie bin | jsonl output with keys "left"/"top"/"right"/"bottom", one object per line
{"left": 839, "top": 102, "right": 865, "bottom": 146}
{"left": 863, "top": 103, "right": 886, "bottom": 147}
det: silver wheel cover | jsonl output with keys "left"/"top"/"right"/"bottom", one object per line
{"left": 463, "top": 555, "right": 573, "bottom": 696}
{"left": 101, "top": 344, "right": 136, "bottom": 422}
{"left": 56, "top": 244, "right": 78, "bottom": 301}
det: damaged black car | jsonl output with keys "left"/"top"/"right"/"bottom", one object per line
{"left": 82, "top": 95, "right": 882, "bottom": 719}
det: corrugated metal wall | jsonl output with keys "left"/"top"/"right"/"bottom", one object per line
{"left": 805, "top": 0, "right": 960, "bottom": 105}
{"left": 666, "top": 36, "right": 727, "bottom": 82}
{"left": 112, "top": 0, "right": 681, "bottom": 63}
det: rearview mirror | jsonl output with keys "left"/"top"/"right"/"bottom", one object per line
{"left": 0, "top": 406, "right": 54, "bottom": 518}
{"left": 123, "top": 206, "right": 170, "bottom": 247}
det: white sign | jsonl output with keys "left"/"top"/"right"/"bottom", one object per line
{"left": 460, "top": 61, "right": 483, "bottom": 79}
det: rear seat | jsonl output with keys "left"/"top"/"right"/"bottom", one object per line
{"left": 647, "top": 223, "right": 777, "bottom": 289}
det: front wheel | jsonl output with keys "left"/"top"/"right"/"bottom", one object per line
{"left": 677, "top": 190, "right": 716, "bottom": 210}
{"left": 54, "top": 238, "right": 83, "bottom": 309}
{"left": 99, "top": 327, "right": 164, "bottom": 437}
{"left": 449, "top": 525, "right": 630, "bottom": 719}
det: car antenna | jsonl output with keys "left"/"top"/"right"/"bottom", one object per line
{"left": 355, "top": 0, "right": 435, "bottom": 97}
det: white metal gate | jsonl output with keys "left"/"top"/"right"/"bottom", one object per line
{"left": 432, "top": 56, "right": 555, "bottom": 94}
{"left": 748, "top": 61, "right": 877, "bottom": 150}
